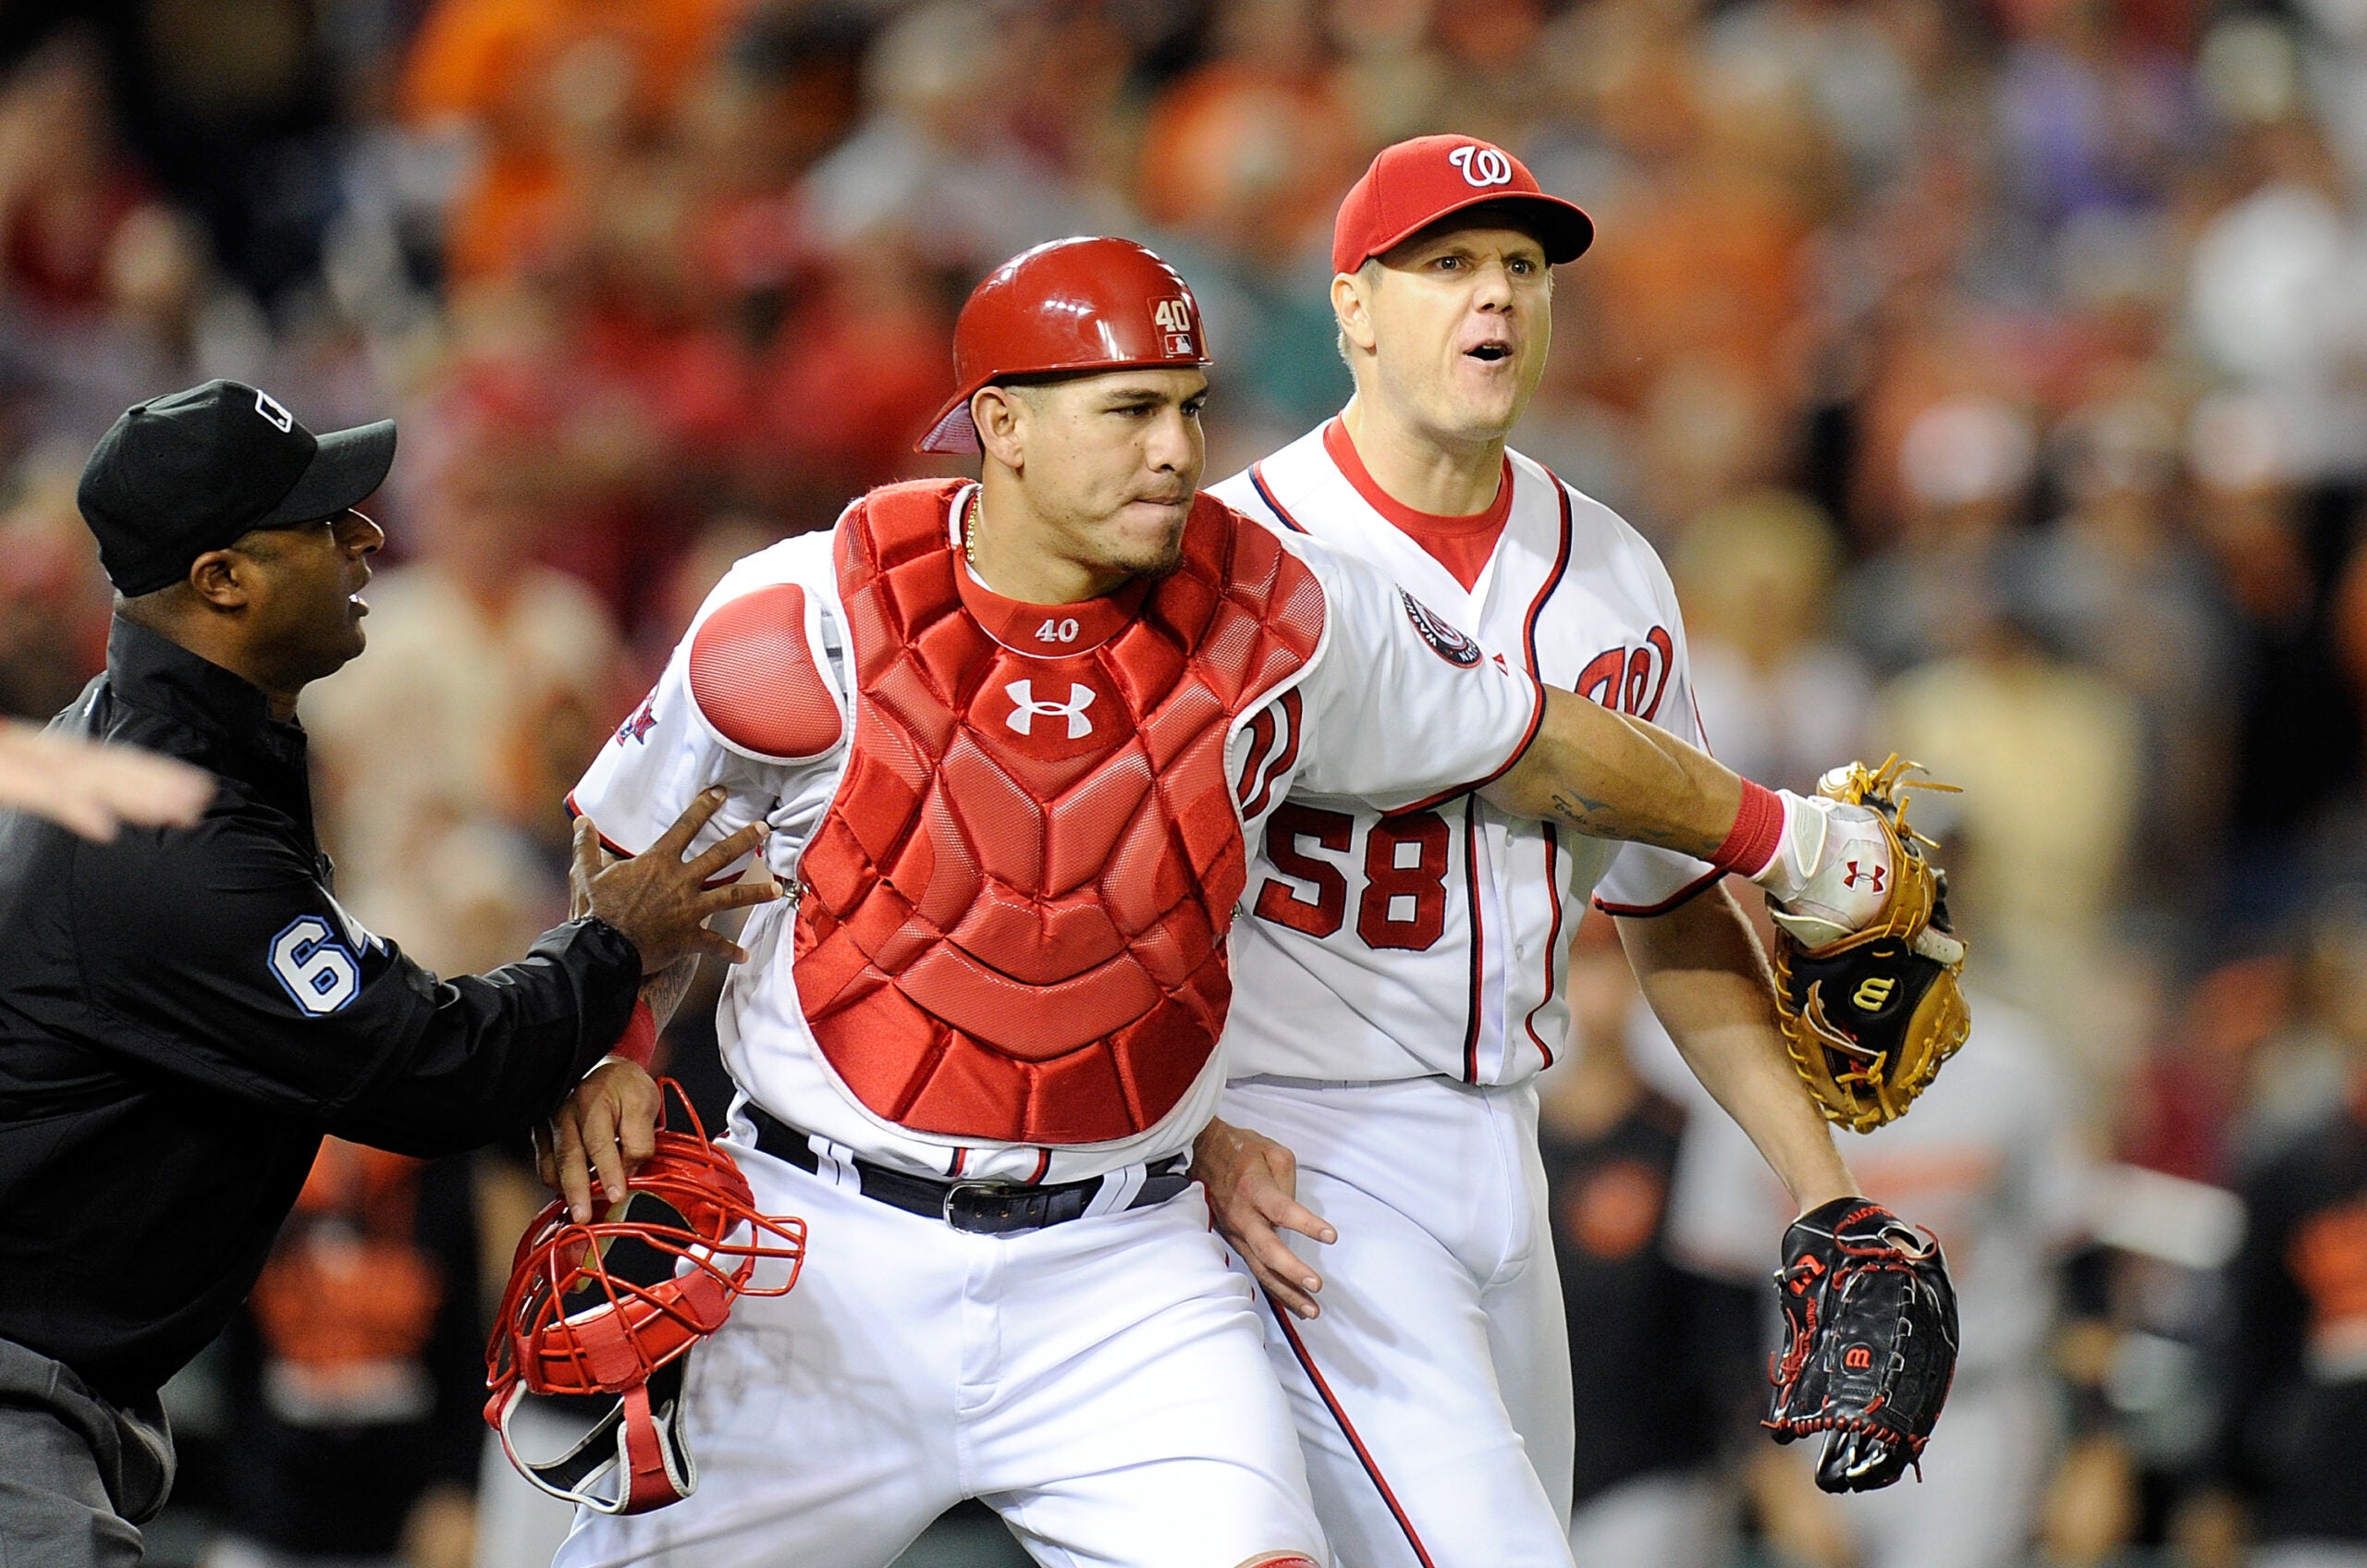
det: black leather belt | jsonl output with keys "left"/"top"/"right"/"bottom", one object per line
{"left": 747, "top": 1105, "right": 1192, "bottom": 1235}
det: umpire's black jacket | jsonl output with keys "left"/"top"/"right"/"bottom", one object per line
{"left": 0, "top": 617, "right": 641, "bottom": 1407}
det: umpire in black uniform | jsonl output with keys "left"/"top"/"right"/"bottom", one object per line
{"left": 0, "top": 381, "right": 775, "bottom": 1564}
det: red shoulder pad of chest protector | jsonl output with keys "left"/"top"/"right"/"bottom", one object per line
{"left": 688, "top": 582, "right": 844, "bottom": 762}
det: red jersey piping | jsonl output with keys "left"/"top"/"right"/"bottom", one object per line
{"left": 1460, "top": 797, "right": 1486, "bottom": 1084}
{"left": 1267, "top": 1293, "right": 1441, "bottom": 1568}
{"left": 1515, "top": 474, "right": 1576, "bottom": 1071}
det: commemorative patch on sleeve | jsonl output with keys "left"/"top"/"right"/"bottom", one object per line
{"left": 1399, "top": 588, "right": 1482, "bottom": 668}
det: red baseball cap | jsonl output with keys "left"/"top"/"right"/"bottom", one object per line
{"left": 1331, "top": 135, "right": 1594, "bottom": 277}
{"left": 917, "top": 237, "right": 1212, "bottom": 454}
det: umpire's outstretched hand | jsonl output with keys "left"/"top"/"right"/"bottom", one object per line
{"left": 570, "top": 786, "right": 778, "bottom": 974}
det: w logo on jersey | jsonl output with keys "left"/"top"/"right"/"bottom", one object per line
{"left": 1005, "top": 680, "right": 1097, "bottom": 738}
{"left": 1574, "top": 627, "right": 1674, "bottom": 721}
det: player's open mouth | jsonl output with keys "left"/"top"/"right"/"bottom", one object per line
{"left": 1466, "top": 344, "right": 1512, "bottom": 362}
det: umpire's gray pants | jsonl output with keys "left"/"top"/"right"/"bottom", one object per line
{"left": 0, "top": 1337, "right": 173, "bottom": 1567}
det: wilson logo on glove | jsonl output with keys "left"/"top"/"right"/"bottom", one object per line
{"left": 1770, "top": 756, "right": 1970, "bottom": 1133}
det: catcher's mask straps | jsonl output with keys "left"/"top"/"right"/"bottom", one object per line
{"left": 488, "top": 1357, "right": 696, "bottom": 1515}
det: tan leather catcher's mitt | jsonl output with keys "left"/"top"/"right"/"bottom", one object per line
{"left": 1770, "top": 757, "right": 1968, "bottom": 1133}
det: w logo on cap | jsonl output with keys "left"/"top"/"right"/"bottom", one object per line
{"left": 253, "top": 389, "right": 294, "bottom": 433}
{"left": 1448, "top": 144, "right": 1515, "bottom": 189}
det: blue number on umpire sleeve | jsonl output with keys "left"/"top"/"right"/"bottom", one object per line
{"left": 268, "top": 915, "right": 362, "bottom": 1016}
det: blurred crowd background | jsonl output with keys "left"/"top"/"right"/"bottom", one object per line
{"left": 3, "top": 0, "right": 2364, "bottom": 1562}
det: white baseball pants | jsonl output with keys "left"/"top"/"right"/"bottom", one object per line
{"left": 1219, "top": 1074, "right": 1577, "bottom": 1568}
{"left": 553, "top": 1136, "right": 1327, "bottom": 1568}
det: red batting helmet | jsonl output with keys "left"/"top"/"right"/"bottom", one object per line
{"left": 484, "top": 1086, "right": 805, "bottom": 1515}
{"left": 916, "top": 236, "right": 1212, "bottom": 454}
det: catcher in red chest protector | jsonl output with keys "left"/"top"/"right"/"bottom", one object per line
{"left": 535, "top": 235, "right": 1943, "bottom": 1568}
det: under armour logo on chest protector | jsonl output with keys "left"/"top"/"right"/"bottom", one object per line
{"left": 1005, "top": 680, "right": 1097, "bottom": 739}
{"left": 793, "top": 479, "right": 1327, "bottom": 1145}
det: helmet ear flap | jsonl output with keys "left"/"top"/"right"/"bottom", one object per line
{"left": 483, "top": 1080, "right": 804, "bottom": 1514}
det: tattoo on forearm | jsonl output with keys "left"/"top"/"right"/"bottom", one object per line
{"left": 1549, "top": 790, "right": 1617, "bottom": 826}
{"left": 1548, "top": 790, "right": 1722, "bottom": 859}
{"left": 641, "top": 957, "right": 699, "bottom": 1034}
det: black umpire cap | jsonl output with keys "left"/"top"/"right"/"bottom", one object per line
{"left": 77, "top": 380, "right": 397, "bottom": 596}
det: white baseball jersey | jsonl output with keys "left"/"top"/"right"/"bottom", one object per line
{"left": 1212, "top": 421, "right": 1717, "bottom": 1087}
{"left": 567, "top": 483, "right": 1541, "bottom": 1185}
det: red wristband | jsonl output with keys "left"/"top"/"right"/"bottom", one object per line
{"left": 611, "top": 998, "right": 658, "bottom": 1068}
{"left": 1708, "top": 779, "right": 1786, "bottom": 879}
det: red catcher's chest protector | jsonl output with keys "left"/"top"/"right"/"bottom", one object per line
{"left": 792, "top": 480, "right": 1325, "bottom": 1145}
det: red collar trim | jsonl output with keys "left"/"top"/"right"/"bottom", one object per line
{"left": 1322, "top": 418, "right": 1515, "bottom": 540}
{"left": 951, "top": 495, "right": 1147, "bottom": 655}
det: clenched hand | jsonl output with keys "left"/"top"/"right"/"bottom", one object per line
{"left": 536, "top": 1058, "right": 665, "bottom": 1223}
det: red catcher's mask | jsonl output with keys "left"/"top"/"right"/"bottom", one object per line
{"left": 484, "top": 1084, "right": 805, "bottom": 1514}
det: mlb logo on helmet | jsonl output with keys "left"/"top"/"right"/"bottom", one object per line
{"left": 1152, "top": 296, "right": 1198, "bottom": 358}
